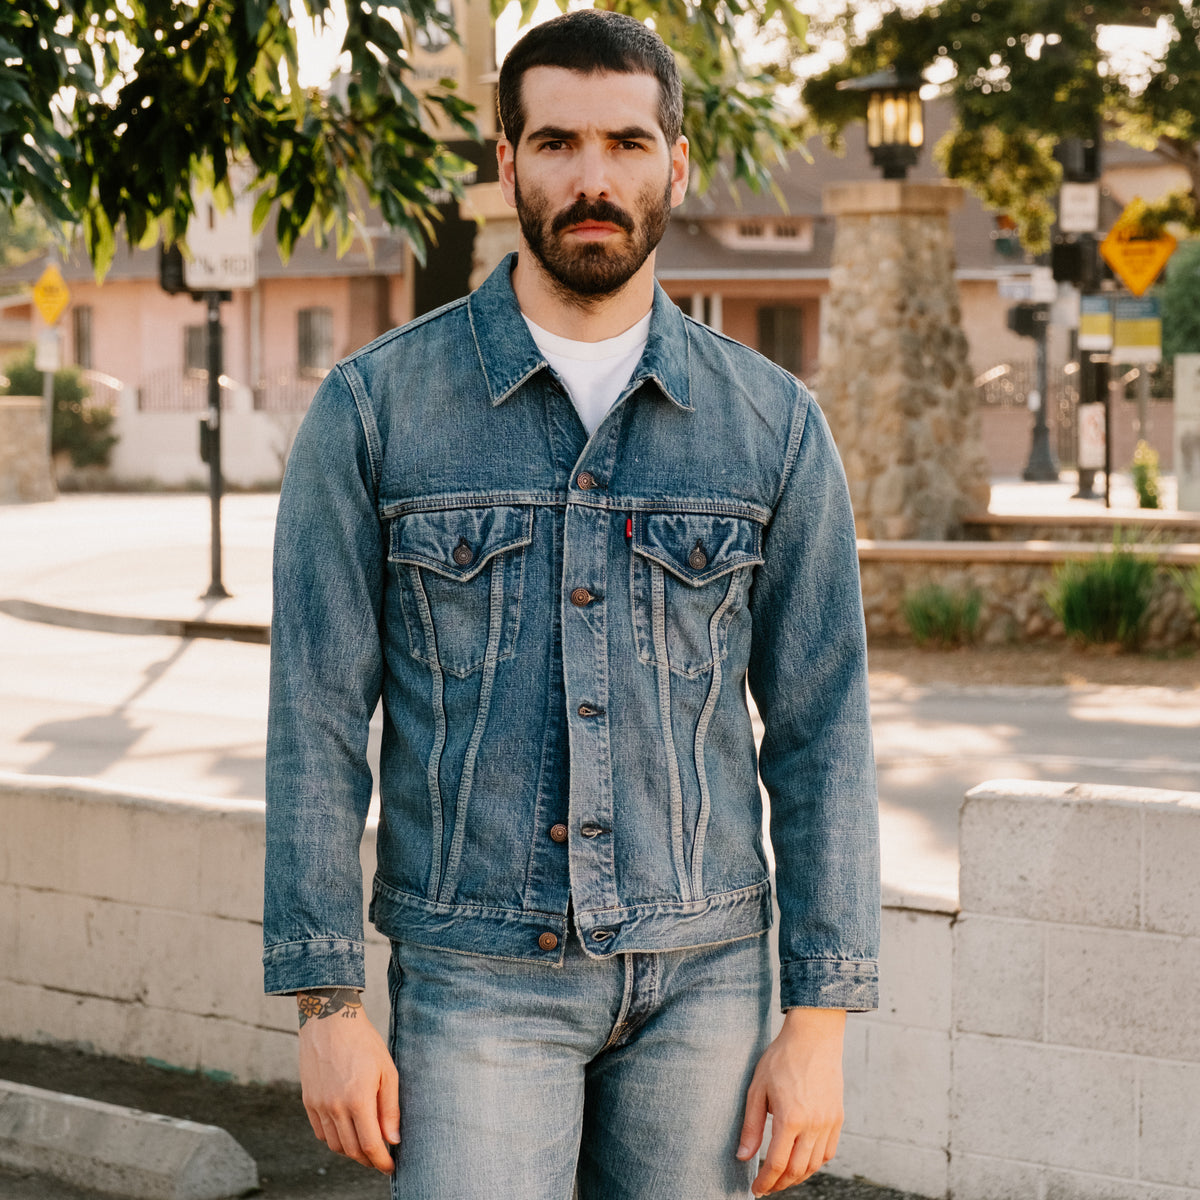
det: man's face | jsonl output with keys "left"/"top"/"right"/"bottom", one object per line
{"left": 499, "top": 67, "right": 689, "bottom": 303}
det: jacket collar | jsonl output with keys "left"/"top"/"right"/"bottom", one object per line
{"left": 466, "top": 252, "right": 693, "bottom": 414}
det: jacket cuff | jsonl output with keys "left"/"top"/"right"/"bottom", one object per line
{"left": 779, "top": 958, "right": 878, "bottom": 1012}
{"left": 263, "top": 937, "right": 366, "bottom": 996}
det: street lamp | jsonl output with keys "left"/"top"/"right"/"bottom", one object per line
{"left": 837, "top": 68, "right": 925, "bottom": 180}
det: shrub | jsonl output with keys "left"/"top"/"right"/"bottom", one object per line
{"left": 1, "top": 346, "right": 118, "bottom": 468}
{"left": 1045, "top": 535, "right": 1156, "bottom": 648}
{"left": 1174, "top": 565, "right": 1200, "bottom": 625}
{"left": 902, "top": 583, "right": 982, "bottom": 648}
{"left": 1130, "top": 439, "right": 1162, "bottom": 510}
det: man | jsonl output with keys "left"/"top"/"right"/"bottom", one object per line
{"left": 264, "top": 10, "right": 879, "bottom": 1199}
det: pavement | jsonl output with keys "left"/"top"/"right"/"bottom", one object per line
{"left": 0, "top": 473, "right": 1197, "bottom": 1200}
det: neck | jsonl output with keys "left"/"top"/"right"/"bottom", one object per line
{"left": 510, "top": 241, "right": 656, "bottom": 342}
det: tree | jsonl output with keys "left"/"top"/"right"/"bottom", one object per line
{"left": 800, "top": 1, "right": 1200, "bottom": 252}
{"left": 2, "top": 0, "right": 808, "bottom": 278}
{"left": 1161, "top": 238, "right": 1200, "bottom": 359}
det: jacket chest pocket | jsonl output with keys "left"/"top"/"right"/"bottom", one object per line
{"left": 630, "top": 513, "right": 765, "bottom": 678}
{"left": 389, "top": 506, "right": 533, "bottom": 678}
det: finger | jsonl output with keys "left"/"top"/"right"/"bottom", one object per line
{"left": 303, "top": 1102, "right": 327, "bottom": 1144}
{"left": 737, "top": 1081, "right": 767, "bottom": 1162}
{"left": 378, "top": 1065, "right": 401, "bottom": 1147}
{"left": 775, "top": 1130, "right": 819, "bottom": 1193}
{"left": 750, "top": 1121, "right": 794, "bottom": 1197}
{"left": 353, "top": 1103, "right": 398, "bottom": 1175}
{"left": 330, "top": 1111, "right": 370, "bottom": 1168}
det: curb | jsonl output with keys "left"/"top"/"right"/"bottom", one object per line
{"left": 0, "top": 599, "right": 270, "bottom": 644}
{"left": 0, "top": 1079, "right": 258, "bottom": 1200}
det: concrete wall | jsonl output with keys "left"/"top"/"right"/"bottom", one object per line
{"left": 0, "top": 397, "right": 55, "bottom": 504}
{"left": 3, "top": 773, "right": 1199, "bottom": 1200}
{"left": 0, "top": 774, "right": 390, "bottom": 1084}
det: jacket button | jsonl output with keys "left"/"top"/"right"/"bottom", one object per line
{"left": 570, "top": 587, "right": 594, "bottom": 607}
{"left": 538, "top": 932, "right": 559, "bottom": 951}
{"left": 549, "top": 823, "right": 568, "bottom": 843}
{"left": 576, "top": 471, "right": 598, "bottom": 490}
{"left": 452, "top": 538, "right": 474, "bottom": 566}
{"left": 688, "top": 539, "right": 708, "bottom": 570}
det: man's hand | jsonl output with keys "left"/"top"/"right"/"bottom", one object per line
{"left": 737, "top": 1006, "right": 846, "bottom": 1196}
{"left": 297, "top": 988, "right": 400, "bottom": 1174}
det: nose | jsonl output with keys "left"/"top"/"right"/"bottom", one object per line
{"left": 574, "top": 143, "right": 611, "bottom": 199}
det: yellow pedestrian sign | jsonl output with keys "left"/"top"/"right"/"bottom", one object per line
{"left": 1100, "top": 201, "right": 1176, "bottom": 297}
{"left": 32, "top": 264, "right": 70, "bottom": 326}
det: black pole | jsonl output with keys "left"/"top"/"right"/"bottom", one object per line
{"left": 1023, "top": 317, "right": 1058, "bottom": 480}
{"left": 204, "top": 291, "right": 230, "bottom": 600}
{"left": 1103, "top": 359, "right": 1112, "bottom": 509}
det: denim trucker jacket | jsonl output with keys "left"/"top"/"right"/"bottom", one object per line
{"left": 264, "top": 253, "right": 880, "bottom": 1011}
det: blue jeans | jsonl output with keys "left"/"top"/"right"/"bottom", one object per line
{"left": 387, "top": 930, "right": 772, "bottom": 1200}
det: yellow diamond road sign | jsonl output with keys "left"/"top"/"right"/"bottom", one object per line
{"left": 32, "top": 264, "right": 70, "bottom": 326}
{"left": 1100, "top": 202, "right": 1176, "bottom": 297}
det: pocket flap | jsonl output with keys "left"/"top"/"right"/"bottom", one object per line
{"left": 389, "top": 506, "right": 533, "bottom": 582}
{"left": 632, "top": 513, "right": 764, "bottom": 586}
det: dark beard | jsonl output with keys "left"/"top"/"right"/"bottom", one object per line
{"left": 515, "top": 176, "right": 672, "bottom": 307}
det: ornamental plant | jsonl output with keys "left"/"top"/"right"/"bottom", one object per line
{"left": 1131, "top": 440, "right": 1162, "bottom": 510}
{"left": 902, "top": 583, "right": 982, "bottom": 648}
{"left": 1044, "top": 534, "right": 1157, "bottom": 649}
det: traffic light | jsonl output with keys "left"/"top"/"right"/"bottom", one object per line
{"left": 1007, "top": 303, "right": 1050, "bottom": 339}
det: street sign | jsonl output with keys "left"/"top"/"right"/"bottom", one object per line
{"left": 32, "top": 264, "right": 70, "bottom": 326}
{"left": 1112, "top": 296, "right": 1162, "bottom": 364}
{"left": 184, "top": 188, "right": 256, "bottom": 291}
{"left": 997, "top": 267, "right": 1056, "bottom": 303}
{"left": 1059, "top": 183, "right": 1100, "bottom": 234}
{"left": 1078, "top": 295, "right": 1113, "bottom": 351}
{"left": 1100, "top": 201, "right": 1176, "bottom": 297}
{"left": 34, "top": 329, "right": 61, "bottom": 371}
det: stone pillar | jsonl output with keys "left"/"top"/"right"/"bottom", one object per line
{"left": 819, "top": 181, "right": 990, "bottom": 540}
{"left": 0, "top": 396, "right": 56, "bottom": 504}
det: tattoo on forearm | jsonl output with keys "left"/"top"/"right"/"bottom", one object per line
{"left": 297, "top": 988, "right": 363, "bottom": 1028}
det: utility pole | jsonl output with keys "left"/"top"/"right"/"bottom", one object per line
{"left": 203, "top": 291, "right": 230, "bottom": 599}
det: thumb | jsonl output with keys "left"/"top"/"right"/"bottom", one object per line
{"left": 378, "top": 1066, "right": 401, "bottom": 1145}
{"left": 737, "top": 1080, "right": 767, "bottom": 1161}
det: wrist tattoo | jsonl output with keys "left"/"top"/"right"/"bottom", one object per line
{"left": 296, "top": 988, "right": 363, "bottom": 1028}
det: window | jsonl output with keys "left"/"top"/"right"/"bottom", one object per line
{"left": 757, "top": 306, "right": 804, "bottom": 377}
{"left": 73, "top": 306, "right": 93, "bottom": 369}
{"left": 298, "top": 307, "right": 334, "bottom": 375}
{"left": 184, "top": 324, "right": 208, "bottom": 375}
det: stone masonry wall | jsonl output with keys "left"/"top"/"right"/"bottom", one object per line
{"left": 819, "top": 183, "right": 991, "bottom": 540}
{"left": 859, "top": 542, "right": 1200, "bottom": 649}
{"left": 0, "top": 397, "right": 55, "bottom": 504}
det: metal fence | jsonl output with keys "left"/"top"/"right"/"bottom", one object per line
{"left": 975, "top": 360, "right": 1081, "bottom": 466}
{"left": 253, "top": 369, "right": 326, "bottom": 413}
{"left": 137, "top": 368, "right": 237, "bottom": 412}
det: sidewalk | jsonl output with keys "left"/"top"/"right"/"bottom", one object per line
{"left": 0, "top": 473, "right": 1183, "bottom": 638}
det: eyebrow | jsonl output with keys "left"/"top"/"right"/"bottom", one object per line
{"left": 525, "top": 124, "right": 659, "bottom": 143}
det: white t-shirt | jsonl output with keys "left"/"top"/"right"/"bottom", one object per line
{"left": 523, "top": 311, "right": 652, "bottom": 436}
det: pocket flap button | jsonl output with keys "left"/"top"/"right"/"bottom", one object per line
{"left": 688, "top": 539, "right": 708, "bottom": 570}
{"left": 452, "top": 537, "right": 474, "bottom": 566}
{"left": 538, "top": 932, "right": 559, "bottom": 951}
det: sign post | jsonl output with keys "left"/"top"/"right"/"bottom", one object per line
{"left": 32, "top": 264, "right": 71, "bottom": 469}
{"left": 176, "top": 184, "right": 256, "bottom": 601}
{"left": 1176, "top": 354, "right": 1200, "bottom": 513}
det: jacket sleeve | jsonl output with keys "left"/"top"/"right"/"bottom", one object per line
{"left": 262, "top": 364, "right": 385, "bottom": 995}
{"left": 746, "top": 383, "right": 880, "bottom": 1012}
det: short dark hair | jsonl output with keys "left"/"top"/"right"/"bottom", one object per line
{"left": 497, "top": 9, "right": 683, "bottom": 148}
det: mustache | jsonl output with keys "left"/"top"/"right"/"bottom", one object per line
{"left": 551, "top": 198, "right": 634, "bottom": 235}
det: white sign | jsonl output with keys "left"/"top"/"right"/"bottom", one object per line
{"left": 997, "top": 268, "right": 1057, "bottom": 304}
{"left": 34, "top": 329, "right": 61, "bottom": 372}
{"left": 1078, "top": 402, "right": 1106, "bottom": 470}
{"left": 1176, "top": 353, "right": 1200, "bottom": 513}
{"left": 184, "top": 184, "right": 257, "bottom": 291}
{"left": 1059, "top": 183, "right": 1100, "bottom": 234}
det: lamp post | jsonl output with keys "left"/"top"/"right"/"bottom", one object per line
{"left": 837, "top": 68, "right": 925, "bottom": 180}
